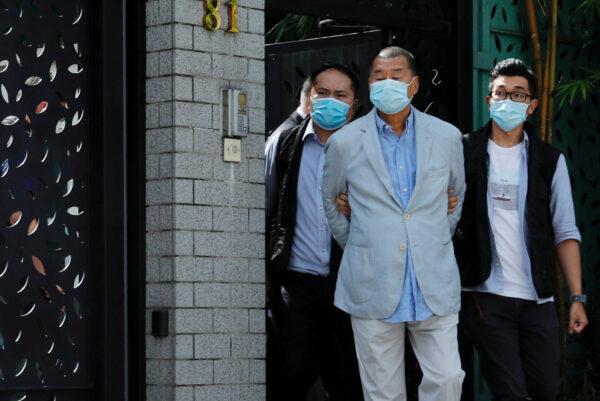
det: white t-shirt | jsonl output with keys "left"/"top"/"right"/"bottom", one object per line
{"left": 487, "top": 139, "right": 537, "bottom": 300}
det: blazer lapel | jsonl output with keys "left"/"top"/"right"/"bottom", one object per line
{"left": 407, "top": 108, "right": 433, "bottom": 209}
{"left": 360, "top": 109, "right": 404, "bottom": 208}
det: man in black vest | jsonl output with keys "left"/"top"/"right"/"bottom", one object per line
{"left": 265, "top": 63, "right": 363, "bottom": 401}
{"left": 455, "top": 58, "right": 589, "bottom": 401}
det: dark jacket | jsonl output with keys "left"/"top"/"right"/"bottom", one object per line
{"left": 266, "top": 119, "right": 342, "bottom": 277}
{"left": 454, "top": 121, "right": 560, "bottom": 298}
{"left": 267, "top": 110, "right": 305, "bottom": 141}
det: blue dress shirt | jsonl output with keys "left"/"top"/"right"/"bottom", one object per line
{"left": 265, "top": 120, "right": 331, "bottom": 276}
{"left": 375, "top": 110, "right": 434, "bottom": 323}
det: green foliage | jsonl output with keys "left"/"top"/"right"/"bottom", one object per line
{"left": 266, "top": 14, "right": 318, "bottom": 43}
{"left": 576, "top": 0, "right": 600, "bottom": 19}
{"left": 555, "top": 0, "right": 600, "bottom": 106}
{"left": 555, "top": 67, "right": 600, "bottom": 108}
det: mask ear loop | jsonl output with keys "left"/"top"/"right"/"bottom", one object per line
{"left": 524, "top": 100, "right": 535, "bottom": 117}
{"left": 406, "top": 76, "right": 416, "bottom": 101}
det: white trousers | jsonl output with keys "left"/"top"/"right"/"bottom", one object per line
{"left": 351, "top": 313, "right": 464, "bottom": 401}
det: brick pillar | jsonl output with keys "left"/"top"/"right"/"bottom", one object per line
{"left": 145, "top": 1, "right": 266, "bottom": 400}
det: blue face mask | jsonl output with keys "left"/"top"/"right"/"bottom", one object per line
{"left": 369, "top": 78, "right": 415, "bottom": 115}
{"left": 311, "top": 97, "right": 351, "bottom": 130}
{"left": 490, "top": 99, "right": 529, "bottom": 132}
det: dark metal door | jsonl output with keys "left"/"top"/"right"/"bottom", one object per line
{"left": 266, "top": 0, "right": 472, "bottom": 133}
{"left": 0, "top": 2, "right": 95, "bottom": 400}
{"left": 0, "top": 1, "right": 140, "bottom": 400}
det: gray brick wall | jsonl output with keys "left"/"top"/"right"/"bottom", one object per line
{"left": 146, "top": 1, "right": 265, "bottom": 400}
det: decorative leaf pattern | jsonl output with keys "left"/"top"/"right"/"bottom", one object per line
{"left": 0, "top": 1, "right": 90, "bottom": 397}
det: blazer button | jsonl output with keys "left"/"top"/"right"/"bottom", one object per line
{"left": 404, "top": 213, "right": 411, "bottom": 220}
{"left": 400, "top": 244, "right": 407, "bottom": 251}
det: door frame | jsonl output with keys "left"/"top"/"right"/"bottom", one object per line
{"left": 125, "top": 0, "right": 147, "bottom": 400}
{"left": 90, "top": 0, "right": 146, "bottom": 400}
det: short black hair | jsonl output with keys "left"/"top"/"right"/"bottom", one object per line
{"left": 371, "top": 46, "right": 419, "bottom": 76}
{"left": 489, "top": 58, "right": 537, "bottom": 98}
{"left": 308, "top": 63, "right": 360, "bottom": 96}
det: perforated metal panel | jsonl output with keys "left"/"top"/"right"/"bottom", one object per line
{"left": 472, "top": 1, "right": 600, "bottom": 400}
{"left": 0, "top": 1, "right": 92, "bottom": 400}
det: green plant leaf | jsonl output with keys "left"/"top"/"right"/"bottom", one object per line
{"left": 266, "top": 14, "right": 319, "bottom": 43}
{"left": 576, "top": 0, "right": 600, "bottom": 19}
{"left": 555, "top": 70, "right": 599, "bottom": 108}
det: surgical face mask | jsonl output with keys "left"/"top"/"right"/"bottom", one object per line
{"left": 489, "top": 99, "right": 529, "bottom": 132}
{"left": 369, "top": 78, "right": 415, "bottom": 115}
{"left": 311, "top": 97, "right": 351, "bottom": 130}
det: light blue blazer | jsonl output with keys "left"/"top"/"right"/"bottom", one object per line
{"left": 322, "top": 107, "right": 466, "bottom": 319}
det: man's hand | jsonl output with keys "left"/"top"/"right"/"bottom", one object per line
{"left": 336, "top": 193, "right": 351, "bottom": 218}
{"left": 568, "top": 301, "right": 588, "bottom": 334}
{"left": 338, "top": 189, "right": 458, "bottom": 216}
{"left": 448, "top": 188, "right": 458, "bottom": 214}
{"left": 556, "top": 240, "right": 587, "bottom": 334}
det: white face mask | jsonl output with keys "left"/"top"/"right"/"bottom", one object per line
{"left": 490, "top": 99, "right": 529, "bottom": 132}
{"left": 310, "top": 97, "right": 351, "bottom": 130}
{"left": 369, "top": 77, "right": 415, "bottom": 115}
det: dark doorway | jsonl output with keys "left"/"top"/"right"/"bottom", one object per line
{"left": 0, "top": 1, "right": 145, "bottom": 400}
{"left": 265, "top": 1, "right": 472, "bottom": 400}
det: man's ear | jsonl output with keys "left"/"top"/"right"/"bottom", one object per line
{"left": 306, "top": 96, "right": 314, "bottom": 114}
{"left": 409, "top": 76, "right": 419, "bottom": 97}
{"left": 347, "top": 99, "right": 359, "bottom": 121}
{"left": 527, "top": 99, "right": 539, "bottom": 115}
{"left": 485, "top": 95, "right": 491, "bottom": 110}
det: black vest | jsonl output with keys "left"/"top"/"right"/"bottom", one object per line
{"left": 454, "top": 121, "right": 561, "bottom": 298}
{"left": 267, "top": 119, "right": 343, "bottom": 276}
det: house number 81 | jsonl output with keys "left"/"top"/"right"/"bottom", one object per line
{"left": 203, "top": 0, "right": 239, "bottom": 33}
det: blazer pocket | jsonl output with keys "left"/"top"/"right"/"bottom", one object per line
{"left": 343, "top": 245, "right": 375, "bottom": 303}
{"left": 427, "top": 167, "right": 447, "bottom": 178}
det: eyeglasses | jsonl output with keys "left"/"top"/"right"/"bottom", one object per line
{"left": 489, "top": 90, "right": 531, "bottom": 103}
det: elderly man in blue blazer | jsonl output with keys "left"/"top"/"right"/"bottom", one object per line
{"left": 322, "top": 46, "right": 466, "bottom": 401}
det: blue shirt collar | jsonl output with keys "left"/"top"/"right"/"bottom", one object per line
{"left": 374, "top": 106, "right": 415, "bottom": 140}
{"left": 301, "top": 119, "right": 319, "bottom": 142}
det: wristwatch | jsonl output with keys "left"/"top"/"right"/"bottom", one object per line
{"left": 570, "top": 294, "right": 587, "bottom": 304}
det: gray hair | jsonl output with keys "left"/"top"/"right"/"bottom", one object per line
{"left": 299, "top": 77, "right": 312, "bottom": 111}
{"left": 371, "top": 46, "right": 418, "bottom": 75}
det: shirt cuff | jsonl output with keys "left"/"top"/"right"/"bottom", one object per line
{"left": 553, "top": 231, "right": 582, "bottom": 246}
